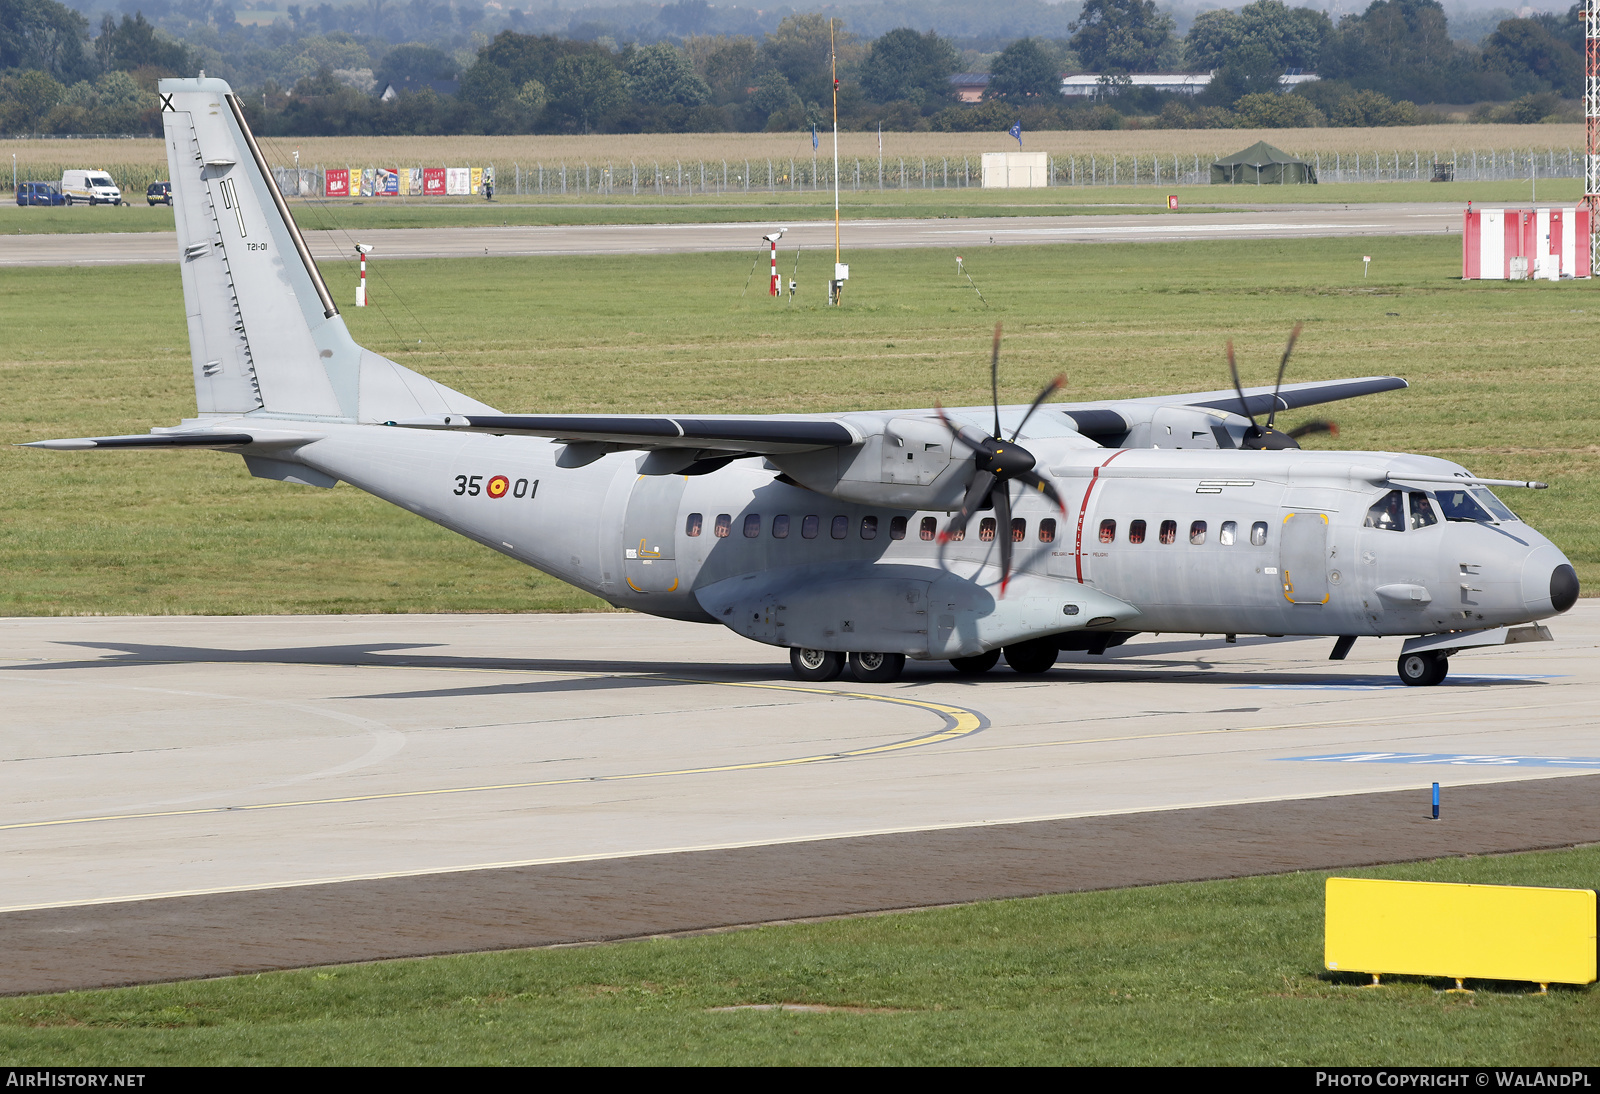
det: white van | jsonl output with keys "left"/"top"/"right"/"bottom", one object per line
{"left": 60, "top": 170, "right": 122, "bottom": 206}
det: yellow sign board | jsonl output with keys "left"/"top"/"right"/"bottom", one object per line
{"left": 1325, "top": 878, "right": 1597, "bottom": 986}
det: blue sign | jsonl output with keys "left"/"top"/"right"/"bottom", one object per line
{"left": 812, "top": 125, "right": 819, "bottom": 150}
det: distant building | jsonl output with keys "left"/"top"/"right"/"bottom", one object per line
{"left": 379, "top": 79, "right": 460, "bottom": 101}
{"left": 949, "top": 73, "right": 990, "bottom": 103}
{"left": 1058, "top": 73, "right": 1319, "bottom": 98}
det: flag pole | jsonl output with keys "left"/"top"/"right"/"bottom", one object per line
{"left": 831, "top": 18, "right": 841, "bottom": 292}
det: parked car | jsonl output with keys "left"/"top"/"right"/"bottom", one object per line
{"left": 147, "top": 181, "right": 172, "bottom": 206}
{"left": 16, "top": 181, "right": 66, "bottom": 206}
{"left": 60, "top": 169, "right": 122, "bottom": 206}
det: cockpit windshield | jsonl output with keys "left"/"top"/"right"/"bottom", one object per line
{"left": 1436, "top": 486, "right": 1518, "bottom": 524}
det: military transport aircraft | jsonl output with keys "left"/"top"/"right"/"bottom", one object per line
{"left": 25, "top": 78, "right": 1579, "bottom": 686}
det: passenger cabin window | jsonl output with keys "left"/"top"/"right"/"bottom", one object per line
{"left": 1011, "top": 518, "right": 1026, "bottom": 543}
{"left": 772, "top": 514, "right": 790, "bottom": 539}
{"left": 1250, "top": 521, "right": 1268, "bottom": 546}
{"left": 1190, "top": 520, "right": 1206, "bottom": 545}
{"left": 1128, "top": 520, "right": 1146, "bottom": 545}
{"left": 1159, "top": 520, "right": 1177, "bottom": 545}
{"left": 1039, "top": 518, "right": 1056, "bottom": 543}
{"left": 1219, "top": 520, "right": 1236, "bottom": 546}
{"left": 920, "top": 517, "right": 937, "bottom": 541}
{"left": 743, "top": 514, "right": 761, "bottom": 538}
{"left": 802, "top": 515, "right": 820, "bottom": 539}
{"left": 714, "top": 514, "right": 732, "bottom": 538}
{"left": 1409, "top": 493, "right": 1438, "bottom": 529}
{"left": 861, "top": 516, "right": 879, "bottom": 540}
{"left": 890, "top": 516, "right": 907, "bottom": 540}
{"left": 831, "top": 515, "right": 849, "bottom": 540}
{"left": 1098, "top": 519, "right": 1116, "bottom": 544}
{"left": 685, "top": 513, "right": 703, "bottom": 538}
{"left": 1364, "top": 490, "right": 1405, "bottom": 532}
{"left": 979, "top": 518, "right": 997, "bottom": 542}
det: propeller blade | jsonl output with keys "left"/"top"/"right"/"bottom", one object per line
{"left": 995, "top": 486, "right": 1014, "bottom": 596}
{"left": 936, "top": 404, "right": 993, "bottom": 457}
{"left": 1287, "top": 420, "right": 1339, "bottom": 440}
{"left": 990, "top": 321, "right": 1002, "bottom": 439}
{"left": 941, "top": 469, "right": 995, "bottom": 543}
{"left": 1017, "top": 469, "right": 1066, "bottom": 512}
{"left": 1226, "top": 340, "right": 1258, "bottom": 430}
{"left": 1008, "top": 374, "right": 1065, "bottom": 443}
{"left": 1265, "top": 322, "right": 1303, "bottom": 431}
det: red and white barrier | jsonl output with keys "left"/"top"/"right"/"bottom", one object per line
{"left": 1462, "top": 207, "right": 1591, "bottom": 279}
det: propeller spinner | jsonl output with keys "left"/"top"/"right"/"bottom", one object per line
{"left": 1227, "top": 323, "right": 1338, "bottom": 450}
{"left": 935, "top": 323, "right": 1067, "bottom": 595}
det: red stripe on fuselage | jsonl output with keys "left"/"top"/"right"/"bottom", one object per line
{"left": 1073, "top": 450, "right": 1128, "bottom": 584}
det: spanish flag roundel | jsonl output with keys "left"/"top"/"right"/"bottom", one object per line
{"left": 487, "top": 475, "right": 510, "bottom": 499}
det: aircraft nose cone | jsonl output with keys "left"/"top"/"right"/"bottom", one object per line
{"left": 1521, "top": 546, "right": 1578, "bottom": 616}
{"left": 1550, "top": 564, "right": 1579, "bottom": 613}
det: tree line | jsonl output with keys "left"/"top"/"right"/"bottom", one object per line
{"left": 0, "top": 0, "right": 1589, "bottom": 137}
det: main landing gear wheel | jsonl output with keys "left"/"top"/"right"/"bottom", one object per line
{"left": 790, "top": 647, "right": 844, "bottom": 682}
{"left": 950, "top": 649, "right": 1002, "bottom": 676}
{"left": 1397, "top": 651, "right": 1449, "bottom": 687}
{"left": 850, "top": 651, "right": 906, "bottom": 683}
{"left": 1003, "top": 639, "right": 1058, "bottom": 675}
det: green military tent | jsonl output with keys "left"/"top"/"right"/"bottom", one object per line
{"left": 1211, "top": 141, "right": 1317, "bottom": 184}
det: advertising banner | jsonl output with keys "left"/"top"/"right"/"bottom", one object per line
{"left": 446, "top": 167, "right": 470, "bottom": 195}
{"left": 422, "top": 167, "right": 446, "bottom": 196}
{"left": 406, "top": 168, "right": 422, "bottom": 196}
{"left": 324, "top": 168, "right": 350, "bottom": 197}
{"left": 377, "top": 168, "right": 399, "bottom": 196}
{"left": 470, "top": 167, "right": 482, "bottom": 195}
{"left": 359, "top": 168, "right": 375, "bottom": 198}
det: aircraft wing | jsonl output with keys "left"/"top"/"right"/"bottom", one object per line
{"left": 1120, "top": 375, "right": 1408, "bottom": 418}
{"left": 390, "top": 414, "right": 860, "bottom": 454}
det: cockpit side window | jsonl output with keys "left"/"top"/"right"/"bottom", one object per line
{"left": 1408, "top": 492, "right": 1438, "bottom": 529}
{"left": 1363, "top": 490, "right": 1405, "bottom": 531}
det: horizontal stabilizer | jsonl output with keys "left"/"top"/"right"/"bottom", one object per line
{"left": 21, "top": 433, "right": 256, "bottom": 451}
{"left": 392, "top": 414, "right": 860, "bottom": 453}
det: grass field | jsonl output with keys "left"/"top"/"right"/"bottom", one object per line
{"left": 5, "top": 123, "right": 1582, "bottom": 169}
{"left": 1, "top": 847, "right": 1594, "bottom": 1064}
{"left": 3, "top": 232, "right": 1596, "bottom": 616}
{"left": 0, "top": 178, "right": 1583, "bottom": 235}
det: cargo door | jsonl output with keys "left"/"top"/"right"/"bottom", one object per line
{"left": 1279, "top": 512, "right": 1330, "bottom": 605}
{"left": 622, "top": 475, "right": 687, "bottom": 593}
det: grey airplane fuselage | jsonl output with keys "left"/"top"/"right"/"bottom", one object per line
{"left": 293, "top": 420, "right": 1566, "bottom": 657}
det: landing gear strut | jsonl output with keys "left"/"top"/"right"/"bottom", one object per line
{"left": 1397, "top": 650, "right": 1449, "bottom": 687}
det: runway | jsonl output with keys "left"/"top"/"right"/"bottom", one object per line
{"left": 3, "top": 604, "right": 1596, "bottom": 993}
{"left": 0, "top": 201, "right": 1461, "bottom": 267}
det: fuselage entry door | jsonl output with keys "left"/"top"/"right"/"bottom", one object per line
{"left": 623, "top": 474, "right": 688, "bottom": 593}
{"left": 1280, "top": 511, "right": 1330, "bottom": 604}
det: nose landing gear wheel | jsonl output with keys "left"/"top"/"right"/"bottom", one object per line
{"left": 790, "top": 647, "right": 844, "bottom": 682}
{"left": 950, "top": 649, "right": 1001, "bottom": 675}
{"left": 1398, "top": 651, "right": 1449, "bottom": 687}
{"left": 850, "top": 651, "right": 906, "bottom": 683}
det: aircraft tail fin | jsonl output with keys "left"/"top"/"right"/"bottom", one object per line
{"left": 160, "top": 76, "right": 495, "bottom": 422}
